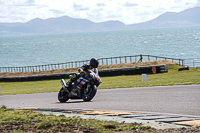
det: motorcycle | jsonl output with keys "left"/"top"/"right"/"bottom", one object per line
{"left": 58, "top": 71, "right": 102, "bottom": 102}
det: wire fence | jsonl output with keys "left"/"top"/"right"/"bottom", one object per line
{"left": 0, "top": 54, "right": 190, "bottom": 73}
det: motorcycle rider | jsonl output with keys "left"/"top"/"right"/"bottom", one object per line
{"left": 65, "top": 58, "right": 100, "bottom": 95}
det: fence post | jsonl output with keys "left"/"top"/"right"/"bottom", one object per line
{"left": 193, "top": 59, "right": 195, "bottom": 68}
{"left": 182, "top": 59, "right": 184, "bottom": 66}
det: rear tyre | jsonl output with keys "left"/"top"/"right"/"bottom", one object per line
{"left": 82, "top": 85, "right": 97, "bottom": 102}
{"left": 58, "top": 88, "right": 69, "bottom": 102}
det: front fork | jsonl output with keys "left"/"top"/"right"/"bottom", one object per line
{"left": 60, "top": 79, "right": 69, "bottom": 92}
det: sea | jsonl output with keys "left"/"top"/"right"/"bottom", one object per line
{"left": 0, "top": 26, "right": 200, "bottom": 67}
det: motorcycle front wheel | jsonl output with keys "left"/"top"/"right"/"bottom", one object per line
{"left": 58, "top": 88, "right": 69, "bottom": 102}
{"left": 82, "top": 85, "right": 97, "bottom": 102}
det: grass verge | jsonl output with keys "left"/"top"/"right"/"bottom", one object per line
{"left": 0, "top": 64, "right": 200, "bottom": 95}
{"left": 1, "top": 106, "right": 200, "bottom": 133}
{"left": 0, "top": 106, "right": 152, "bottom": 133}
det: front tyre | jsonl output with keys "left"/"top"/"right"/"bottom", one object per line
{"left": 58, "top": 88, "right": 69, "bottom": 102}
{"left": 82, "top": 85, "right": 97, "bottom": 102}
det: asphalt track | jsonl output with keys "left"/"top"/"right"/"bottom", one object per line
{"left": 0, "top": 84, "right": 200, "bottom": 116}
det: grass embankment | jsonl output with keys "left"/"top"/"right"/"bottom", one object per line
{"left": 0, "top": 107, "right": 152, "bottom": 133}
{"left": 0, "top": 63, "right": 200, "bottom": 95}
{"left": 0, "top": 60, "right": 174, "bottom": 77}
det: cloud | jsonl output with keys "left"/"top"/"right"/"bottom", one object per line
{"left": 96, "top": 3, "right": 105, "bottom": 6}
{"left": 198, "top": 0, "right": 200, "bottom": 5}
{"left": 73, "top": 3, "right": 90, "bottom": 11}
{"left": 0, "top": 0, "right": 199, "bottom": 24}
{"left": 50, "top": 9, "right": 66, "bottom": 16}
{"left": 124, "top": 2, "right": 138, "bottom": 7}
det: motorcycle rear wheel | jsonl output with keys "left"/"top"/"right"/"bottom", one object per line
{"left": 82, "top": 85, "right": 97, "bottom": 102}
{"left": 58, "top": 88, "right": 69, "bottom": 102}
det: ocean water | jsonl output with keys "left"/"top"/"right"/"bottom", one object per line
{"left": 0, "top": 26, "right": 200, "bottom": 67}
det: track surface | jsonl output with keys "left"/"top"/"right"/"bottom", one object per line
{"left": 0, "top": 85, "right": 200, "bottom": 116}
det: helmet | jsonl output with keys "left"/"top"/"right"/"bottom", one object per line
{"left": 90, "top": 58, "right": 99, "bottom": 68}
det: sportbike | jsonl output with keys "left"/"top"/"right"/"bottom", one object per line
{"left": 58, "top": 71, "right": 102, "bottom": 102}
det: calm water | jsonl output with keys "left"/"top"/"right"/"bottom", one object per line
{"left": 0, "top": 26, "right": 200, "bottom": 67}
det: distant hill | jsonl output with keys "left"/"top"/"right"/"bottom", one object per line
{"left": 0, "top": 7, "right": 200, "bottom": 36}
{"left": 0, "top": 16, "right": 126, "bottom": 36}
{"left": 127, "top": 7, "right": 200, "bottom": 29}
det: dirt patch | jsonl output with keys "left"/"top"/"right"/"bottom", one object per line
{"left": 0, "top": 60, "right": 176, "bottom": 78}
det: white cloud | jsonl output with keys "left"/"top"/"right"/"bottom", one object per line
{"left": 0, "top": 0, "right": 199, "bottom": 24}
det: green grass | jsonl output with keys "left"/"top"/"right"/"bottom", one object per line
{"left": 0, "top": 80, "right": 61, "bottom": 95}
{"left": 0, "top": 107, "right": 152, "bottom": 133}
{"left": 102, "top": 65, "right": 200, "bottom": 88}
{"left": 0, "top": 64, "right": 200, "bottom": 95}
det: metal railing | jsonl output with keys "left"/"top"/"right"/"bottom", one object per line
{"left": 183, "top": 58, "right": 200, "bottom": 68}
{"left": 0, "top": 55, "right": 186, "bottom": 73}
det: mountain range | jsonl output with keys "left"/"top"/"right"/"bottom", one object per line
{"left": 0, "top": 7, "right": 200, "bottom": 36}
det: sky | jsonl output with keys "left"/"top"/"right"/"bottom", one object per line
{"left": 0, "top": 0, "right": 200, "bottom": 25}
